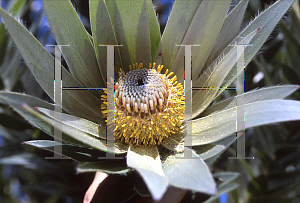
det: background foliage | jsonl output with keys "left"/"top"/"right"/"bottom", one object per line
{"left": 0, "top": 0, "right": 299, "bottom": 202}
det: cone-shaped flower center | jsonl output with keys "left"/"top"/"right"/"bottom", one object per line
{"left": 102, "top": 63, "right": 184, "bottom": 146}
{"left": 115, "top": 64, "right": 170, "bottom": 116}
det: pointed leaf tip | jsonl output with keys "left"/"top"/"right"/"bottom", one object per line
{"left": 163, "top": 148, "right": 216, "bottom": 196}
{"left": 127, "top": 145, "right": 168, "bottom": 201}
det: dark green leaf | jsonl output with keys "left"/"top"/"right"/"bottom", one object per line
{"left": 8, "top": 0, "right": 26, "bottom": 16}
{"left": 0, "top": 23, "right": 8, "bottom": 65}
{"left": 134, "top": 179, "right": 151, "bottom": 197}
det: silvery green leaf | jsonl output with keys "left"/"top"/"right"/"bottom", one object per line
{"left": 127, "top": 144, "right": 168, "bottom": 201}
{"left": 23, "top": 105, "right": 126, "bottom": 154}
{"left": 192, "top": 30, "right": 257, "bottom": 118}
{"left": 60, "top": 87, "right": 104, "bottom": 124}
{"left": 191, "top": 99, "right": 300, "bottom": 146}
{"left": 77, "top": 161, "right": 129, "bottom": 174}
{"left": 145, "top": 0, "right": 161, "bottom": 62}
{"left": 208, "top": 0, "right": 249, "bottom": 62}
{"left": 24, "top": 140, "right": 107, "bottom": 162}
{"left": 205, "top": 134, "right": 238, "bottom": 166}
{"left": 163, "top": 80, "right": 297, "bottom": 156}
{"left": 113, "top": 0, "right": 160, "bottom": 69}
{"left": 193, "top": 144, "right": 225, "bottom": 160}
{"left": 162, "top": 148, "right": 216, "bottom": 195}
{"left": 114, "top": 3, "right": 132, "bottom": 73}
{"left": 0, "top": 7, "right": 104, "bottom": 123}
{"left": 159, "top": 0, "right": 202, "bottom": 71}
{"left": 0, "top": 7, "right": 56, "bottom": 99}
{"left": 90, "top": 0, "right": 123, "bottom": 82}
{"left": 0, "top": 91, "right": 54, "bottom": 111}
{"left": 213, "top": 172, "right": 240, "bottom": 187}
{"left": 36, "top": 107, "right": 107, "bottom": 140}
{"left": 201, "top": 85, "right": 299, "bottom": 117}
{"left": 160, "top": 132, "right": 185, "bottom": 152}
{"left": 136, "top": 1, "right": 151, "bottom": 65}
{"left": 0, "top": 94, "right": 83, "bottom": 145}
{"left": 240, "top": 0, "right": 294, "bottom": 38}
{"left": 0, "top": 97, "right": 126, "bottom": 153}
{"left": 42, "top": 0, "right": 105, "bottom": 90}
{"left": 216, "top": 0, "right": 294, "bottom": 97}
{"left": 114, "top": 0, "right": 144, "bottom": 67}
{"left": 173, "top": 0, "right": 232, "bottom": 84}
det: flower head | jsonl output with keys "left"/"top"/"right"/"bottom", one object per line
{"left": 102, "top": 62, "right": 184, "bottom": 145}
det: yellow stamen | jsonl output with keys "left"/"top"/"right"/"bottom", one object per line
{"left": 157, "top": 65, "right": 163, "bottom": 73}
{"left": 167, "top": 72, "right": 174, "bottom": 78}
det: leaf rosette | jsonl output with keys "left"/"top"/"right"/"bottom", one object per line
{"left": 0, "top": 0, "right": 299, "bottom": 201}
